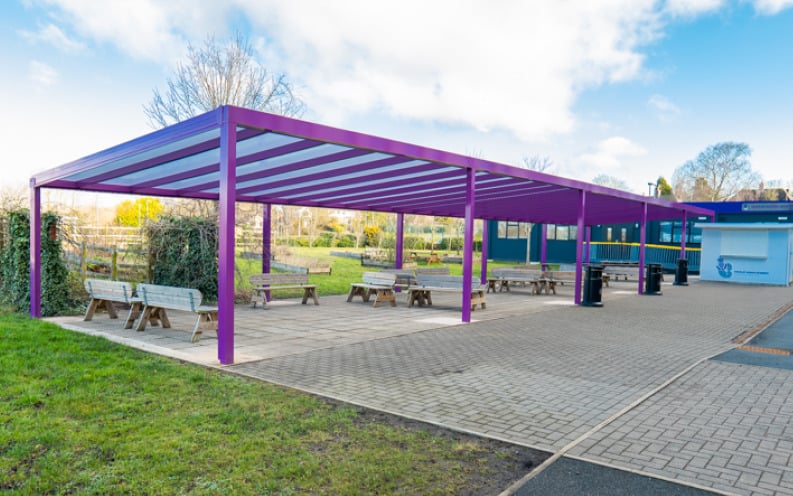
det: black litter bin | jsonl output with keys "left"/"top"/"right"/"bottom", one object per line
{"left": 645, "top": 263, "right": 663, "bottom": 295}
{"left": 674, "top": 258, "right": 689, "bottom": 286}
{"left": 582, "top": 264, "right": 604, "bottom": 307}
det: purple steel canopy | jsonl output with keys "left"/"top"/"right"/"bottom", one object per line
{"left": 30, "top": 105, "right": 714, "bottom": 365}
{"left": 31, "top": 106, "right": 713, "bottom": 225}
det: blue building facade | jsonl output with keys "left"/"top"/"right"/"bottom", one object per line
{"left": 487, "top": 201, "right": 793, "bottom": 265}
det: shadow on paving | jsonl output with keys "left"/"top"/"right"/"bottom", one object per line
{"left": 514, "top": 458, "right": 719, "bottom": 496}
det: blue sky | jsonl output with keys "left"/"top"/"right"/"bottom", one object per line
{"left": 2, "top": 0, "right": 792, "bottom": 198}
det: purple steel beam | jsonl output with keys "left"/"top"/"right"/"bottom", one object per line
{"left": 133, "top": 137, "right": 321, "bottom": 190}
{"left": 33, "top": 109, "right": 225, "bottom": 186}
{"left": 262, "top": 203, "right": 272, "bottom": 301}
{"left": 585, "top": 226, "right": 592, "bottom": 263}
{"left": 330, "top": 175, "right": 523, "bottom": 208}
{"left": 184, "top": 147, "right": 371, "bottom": 194}
{"left": 267, "top": 166, "right": 461, "bottom": 202}
{"left": 243, "top": 155, "right": 419, "bottom": 196}
{"left": 217, "top": 109, "right": 237, "bottom": 365}
{"left": 541, "top": 224, "right": 547, "bottom": 268}
{"left": 395, "top": 213, "right": 404, "bottom": 270}
{"left": 462, "top": 168, "right": 476, "bottom": 322}
{"left": 480, "top": 219, "right": 489, "bottom": 285}
{"left": 638, "top": 202, "right": 648, "bottom": 294}
{"left": 29, "top": 184, "right": 41, "bottom": 318}
{"left": 680, "top": 212, "right": 687, "bottom": 258}
{"left": 574, "top": 190, "right": 585, "bottom": 305}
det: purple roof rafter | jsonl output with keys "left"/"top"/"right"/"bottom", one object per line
{"left": 31, "top": 105, "right": 714, "bottom": 227}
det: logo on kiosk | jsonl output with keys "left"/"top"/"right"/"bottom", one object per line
{"left": 716, "top": 256, "right": 733, "bottom": 279}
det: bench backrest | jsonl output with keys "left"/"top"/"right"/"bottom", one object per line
{"left": 84, "top": 279, "right": 135, "bottom": 303}
{"left": 549, "top": 271, "right": 577, "bottom": 281}
{"left": 379, "top": 269, "right": 416, "bottom": 285}
{"left": 416, "top": 274, "right": 482, "bottom": 291}
{"left": 137, "top": 283, "right": 203, "bottom": 312}
{"left": 250, "top": 272, "right": 310, "bottom": 287}
{"left": 492, "top": 268, "right": 545, "bottom": 280}
{"left": 361, "top": 271, "right": 396, "bottom": 286}
{"left": 415, "top": 266, "right": 450, "bottom": 276}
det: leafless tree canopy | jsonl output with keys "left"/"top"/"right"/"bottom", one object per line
{"left": 521, "top": 155, "right": 555, "bottom": 172}
{"left": 672, "top": 142, "right": 760, "bottom": 201}
{"left": 144, "top": 33, "right": 305, "bottom": 128}
{"left": 592, "top": 174, "right": 630, "bottom": 191}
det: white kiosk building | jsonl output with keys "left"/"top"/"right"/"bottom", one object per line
{"left": 698, "top": 223, "right": 793, "bottom": 286}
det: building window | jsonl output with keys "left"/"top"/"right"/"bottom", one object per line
{"left": 621, "top": 228, "right": 627, "bottom": 243}
{"left": 497, "top": 221, "right": 530, "bottom": 239}
{"left": 546, "top": 224, "right": 556, "bottom": 240}
{"left": 606, "top": 227, "right": 613, "bottom": 242}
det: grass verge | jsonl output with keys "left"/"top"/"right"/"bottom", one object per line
{"left": 1, "top": 312, "right": 547, "bottom": 495}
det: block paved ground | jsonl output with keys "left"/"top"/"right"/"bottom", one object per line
{"left": 54, "top": 279, "right": 793, "bottom": 495}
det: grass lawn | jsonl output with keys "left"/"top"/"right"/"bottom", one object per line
{"left": 0, "top": 312, "right": 546, "bottom": 495}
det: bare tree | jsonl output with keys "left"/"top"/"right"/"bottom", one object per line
{"left": 144, "top": 33, "right": 305, "bottom": 128}
{"left": 521, "top": 155, "right": 555, "bottom": 172}
{"left": 672, "top": 142, "right": 760, "bottom": 201}
{"left": 592, "top": 174, "right": 630, "bottom": 191}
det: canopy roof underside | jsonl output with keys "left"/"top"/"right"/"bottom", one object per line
{"left": 32, "top": 106, "right": 713, "bottom": 226}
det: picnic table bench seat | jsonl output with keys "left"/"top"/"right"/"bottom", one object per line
{"left": 408, "top": 275, "right": 486, "bottom": 311}
{"left": 83, "top": 278, "right": 142, "bottom": 328}
{"left": 487, "top": 268, "right": 548, "bottom": 294}
{"left": 249, "top": 273, "right": 319, "bottom": 308}
{"left": 134, "top": 284, "right": 218, "bottom": 343}
{"left": 414, "top": 266, "right": 450, "bottom": 276}
{"left": 347, "top": 272, "right": 397, "bottom": 307}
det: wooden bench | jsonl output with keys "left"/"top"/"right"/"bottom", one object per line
{"left": 488, "top": 268, "right": 548, "bottom": 294}
{"left": 134, "top": 284, "right": 218, "bottom": 343}
{"left": 603, "top": 265, "right": 640, "bottom": 281}
{"left": 408, "top": 275, "right": 486, "bottom": 310}
{"left": 378, "top": 269, "right": 416, "bottom": 289}
{"left": 249, "top": 273, "right": 319, "bottom": 308}
{"left": 414, "top": 266, "right": 450, "bottom": 276}
{"left": 347, "top": 272, "right": 397, "bottom": 307}
{"left": 83, "top": 278, "right": 142, "bottom": 328}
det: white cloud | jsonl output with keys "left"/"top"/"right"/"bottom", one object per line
{"left": 19, "top": 23, "right": 86, "bottom": 53}
{"left": 233, "top": 0, "right": 673, "bottom": 141}
{"left": 663, "top": 0, "right": 725, "bottom": 17}
{"left": 751, "top": 0, "right": 793, "bottom": 14}
{"left": 579, "top": 136, "right": 647, "bottom": 169}
{"left": 29, "top": 60, "right": 59, "bottom": 87}
{"left": 28, "top": 0, "right": 793, "bottom": 145}
{"left": 648, "top": 93, "right": 681, "bottom": 120}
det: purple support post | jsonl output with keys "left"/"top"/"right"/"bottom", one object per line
{"left": 262, "top": 203, "right": 272, "bottom": 301}
{"left": 574, "top": 191, "right": 586, "bottom": 305}
{"left": 540, "top": 224, "right": 548, "bottom": 269}
{"left": 680, "top": 211, "right": 687, "bottom": 258}
{"left": 461, "top": 168, "right": 476, "bottom": 322}
{"left": 29, "top": 183, "right": 41, "bottom": 318}
{"left": 638, "top": 203, "right": 648, "bottom": 295}
{"left": 480, "top": 219, "right": 489, "bottom": 284}
{"left": 395, "top": 212, "right": 404, "bottom": 270}
{"left": 585, "top": 226, "right": 592, "bottom": 263}
{"left": 217, "top": 109, "right": 237, "bottom": 365}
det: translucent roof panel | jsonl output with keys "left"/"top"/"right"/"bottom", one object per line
{"left": 32, "top": 105, "right": 714, "bottom": 225}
